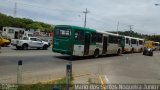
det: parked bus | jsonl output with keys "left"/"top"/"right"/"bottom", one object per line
{"left": 2, "top": 27, "right": 25, "bottom": 39}
{"left": 52, "top": 25, "right": 124, "bottom": 57}
{"left": 123, "top": 36, "right": 144, "bottom": 53}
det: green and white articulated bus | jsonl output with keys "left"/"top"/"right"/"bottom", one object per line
{"left": 52, "top": 25, "right": 124, "bottom": 57}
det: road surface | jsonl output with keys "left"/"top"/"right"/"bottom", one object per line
{"left": 0, "top": 46, "right": 160, "bottom": 84}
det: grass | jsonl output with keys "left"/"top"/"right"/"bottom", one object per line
{"left": 13, "top": 74, "right": 74, "bottom": 90}
{"left": 17, "top": 83, "right": 53, "bottom": 90}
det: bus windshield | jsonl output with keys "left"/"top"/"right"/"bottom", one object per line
{"left": 155, "top": 43, "right": 159, "bottom": 46}
{"left": 54, "top": 27, "right": 71, "bottom": 37}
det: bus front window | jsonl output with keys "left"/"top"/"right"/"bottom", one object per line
{"left": 54, "top": 27, "right": 71, "bottom": 37}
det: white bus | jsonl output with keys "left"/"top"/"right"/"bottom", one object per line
{"left": 2, "top": 27, "right": 25, "bottom": 39}
{"left": 99, "top": 31, "right": 123, "bottom": 56}
{"left": 123, "top": 36, "right": 144, "bottom": 53}
{"left": 154, "top": 42, "right": 160, "bottom": 51}
{"left": 123, "top": 36, "right": 132, "bottom": 53}
{"left": 53, "top": 25, "right": 124, "bottom": 57}
{"left": 132, "top": 38, "right": 144, "bottom": 52}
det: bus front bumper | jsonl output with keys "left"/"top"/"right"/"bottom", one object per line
{"left": 52, "top": 48, "right": 72, "bottom": 55}
{"left": 123, "top": 48, "right": 129, "bottom": 53}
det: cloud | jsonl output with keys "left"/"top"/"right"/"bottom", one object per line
{"left": 0, "top": 0, "right": 160, "bottom": 34}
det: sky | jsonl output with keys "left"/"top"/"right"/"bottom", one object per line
{"left": 0, "top": 0, "right": 160, "bottom": 35}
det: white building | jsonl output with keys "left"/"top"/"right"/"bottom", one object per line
{"left": 23, "top": 31, "right": 34, "bottom": 37}
{"left": 2, "top": 27, "right": 25, "bottom": 39}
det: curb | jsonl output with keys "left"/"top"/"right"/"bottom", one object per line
{"left": 41, "top": 73, "right": 92, "bottom": 84}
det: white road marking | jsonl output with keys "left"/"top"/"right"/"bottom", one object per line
{"left": 126, "top": 56, "right": 129, "bottom": 60}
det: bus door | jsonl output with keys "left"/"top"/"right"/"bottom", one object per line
{"left": 129, "top": 39, "right": 132, "bottom": 51}
{"left": 102, "top": 36, "right": 108, "bottom": 54}
{"left": 84, "top": 33, "right": 90, "bottom": 55}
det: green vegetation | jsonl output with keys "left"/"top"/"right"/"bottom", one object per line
{"left": 110, "top": 31, "right": 160, "bottom": 42}
{"left": 17, "top": 84, "right": 53, "bottom": 90}
{"left": 0, "top": 13, "right": 54, "bottom": 32}
{"left": 15, "top": 79, "right": 66, "bottom": 90}
{"left": 15, "top": 74, "right": 74, "bottom": 90}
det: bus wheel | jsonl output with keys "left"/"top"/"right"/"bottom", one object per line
{"left": 117, "top": 49, "right": 121, "bottom": 55}
{"left": 94, "top": 49, "right": 99, "bottom": 58}
{"left": 131, "top": 48, "right": 134, "bottom": 53}
{"left": 140, "top": 48, "right": 143, "bottom": 53}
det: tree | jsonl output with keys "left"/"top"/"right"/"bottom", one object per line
{"left": 0, "top": 12, "right": 54, "bottom": 32}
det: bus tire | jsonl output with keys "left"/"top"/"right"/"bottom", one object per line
{"left": 117, "top": 49, "right": 121, "bottom": 55}
{"left": 140, "top": 48, "right": 143, "bottom": 53}
{"left": 94, "top": 49, "right": 99, "bottom": 58}
{"left": 131, "top": 48, "right": 134, "bottom": 53}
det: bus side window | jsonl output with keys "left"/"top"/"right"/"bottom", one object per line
{"left": 74, "top": 29, "right": 84, "bottom": 41}
{"left": 139, "top": 40, "right": 143, "bottom": 45}
{"left": 91, "top": 32, "right": 96, "bottom": 42}
{"left": 126, "top": 38, "right": 129, "bottom": 44}
{"left": 131, "top": 39, "right": 136, "bottom": 45}
{"left": 109, "top": 35, "right": 117, "bottom": 44}
{"left": 92, "top": 33, "right": 102, "bottom": 43}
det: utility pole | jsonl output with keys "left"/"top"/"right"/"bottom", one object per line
{"left": 14, "top": 2, "right": 17, "bottom": 17}
{"left": 129, "top": 25, "right": 134, "bottom": 37}
{"left": 153, "top": 33, "right": 156, "bottom": 41}
{"left": 116, "top": 21, "right": 119, "bottom": 34}
{"left": 82, "top": 8, "right": 89, "bottom": 28}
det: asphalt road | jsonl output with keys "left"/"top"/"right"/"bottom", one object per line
{"left": 0, "top": 46, "right": 160, "bottom": 84}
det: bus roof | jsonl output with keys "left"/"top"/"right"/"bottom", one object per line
{"left": 55, "top": 25, "right": 96, "bottom": 32}
{"left": 55, "top": 25, "right": 144, "bottom": 40}
{"left": 133, "top": 37, "right": 144, "bottom": 40}
{"left": 104, "top": 32, "right": 120, "bottom": 36}
{"left": 55, "top": 25, "right": 122, "bottom": 36}
{"left": 95, "top": 30, "right": 120, "bottom": 36}
{"left": 123, "top": 35, "right": 144, "bottom": 40}
{"left": 154, "top": 42, "right": 160, "bottom": 44}
{"left": 145, "top": 40, "right": 155, "bottom": 43}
